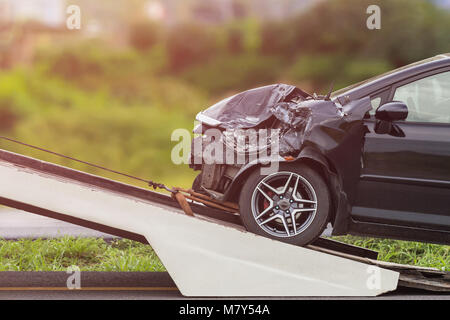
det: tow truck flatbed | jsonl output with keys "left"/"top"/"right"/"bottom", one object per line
{"left": 0, "top": 148, "right": 447, "bottom": 296}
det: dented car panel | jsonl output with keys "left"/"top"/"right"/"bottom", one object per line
{"left": 194, "top": 83, "right": 374, "bottom": 235}
{"left": 198, "top": 84, "right": 310, "bottom": 129}
{"left": 219, "top": 96, "right": 373, "bottom": 235}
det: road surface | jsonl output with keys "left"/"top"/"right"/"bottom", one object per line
{"left": 0, "top": 272, "right": 448, "bottom": 300}
{"left": 0, "top": 208, "right": 116, "bottom": 239}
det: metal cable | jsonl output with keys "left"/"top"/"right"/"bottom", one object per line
{"left": 0, "top": 136, "right": 174, "bottom": 192}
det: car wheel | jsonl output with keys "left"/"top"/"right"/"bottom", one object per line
{"left": 239, "top": 163, "right": 330, "bottom": 246}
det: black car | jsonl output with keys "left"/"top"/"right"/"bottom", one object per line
{"left": 190, "top": 54, "right": 450, "bottom": 246}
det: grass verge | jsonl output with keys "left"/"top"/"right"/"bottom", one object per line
{"left": 332, "top": 236, "right": 449, "bottom": 271}
{"left": 0, "top": 236, "right": 448, "bottom": 272}
{"left": 0, "top": 237, "right": 165, "bottom": 272}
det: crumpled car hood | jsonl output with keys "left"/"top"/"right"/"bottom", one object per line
{"left": 197, "top": 84, "right": 310, "bottom": 129}
{"left": 196, "top": 84, "right": 372, "bottom": 157}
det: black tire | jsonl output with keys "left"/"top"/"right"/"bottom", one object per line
{"left": 239, "top": 162, "right": 330, "bottom": 246}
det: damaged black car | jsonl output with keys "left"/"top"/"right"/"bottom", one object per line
{"left": 189, "top": 54, "right": 450, "bottom": 246}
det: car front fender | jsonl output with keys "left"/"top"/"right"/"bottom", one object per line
{"left": 223, "top": 146, "right": 350, "bottom": 234}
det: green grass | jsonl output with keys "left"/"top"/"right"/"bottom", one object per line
{"left": 0, "top": 236, "right": 448, "bottom": 272}
{"left": 0, "top": 237, "right": 165, "bottom": 272}
{"left": 332, "top": 236, "right": 450, "bottom": 271}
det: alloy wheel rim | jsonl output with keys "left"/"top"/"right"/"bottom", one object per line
{"left": 250, "top": 171, "right": 318, "bottom": 238}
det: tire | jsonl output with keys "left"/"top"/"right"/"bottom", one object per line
{"left": 239, "top": 162, "right": 330, "bottom": 246}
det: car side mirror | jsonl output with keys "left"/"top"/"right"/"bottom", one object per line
{"left": 375, "top": 101, "right": 408, "bottom": 122}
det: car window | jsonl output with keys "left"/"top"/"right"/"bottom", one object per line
{"left": 366, "top": 97, "right": 381, "bottom": 117}
{"left": 370, "top": 97, "right": 381, "bottom": 111}
{"left": 331, "top": 55, "right": 448, "bottom": 98}
{"left": 393, "top": 71, "right": 450, "bottom": 123}
{"left": 367, "top": 89, "right": 389, "bottom": 117}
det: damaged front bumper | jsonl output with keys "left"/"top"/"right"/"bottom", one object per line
{"left": 190, "top": 83, "right": 372, "bottom": 235}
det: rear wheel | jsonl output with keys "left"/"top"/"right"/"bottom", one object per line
{"left": 239, "top": 163, "right": 330, "bottom": 246}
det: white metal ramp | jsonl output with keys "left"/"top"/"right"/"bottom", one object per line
{"left": 0, "top": 148, "right": 400, "bottom": 296}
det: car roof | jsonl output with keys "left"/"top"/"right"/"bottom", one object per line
{"left": 334, "top": 54, "right": 450, "bottom": 101}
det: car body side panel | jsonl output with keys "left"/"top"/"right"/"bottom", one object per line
{"left": 345, "top": 61, "right": 450, "bottom": 244}
{"left": 353, "top": 113, "right": 450, "bottom": 233}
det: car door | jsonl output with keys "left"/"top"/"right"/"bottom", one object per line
{"left": 353, "top": 69, "right": 450, "bottom": 231}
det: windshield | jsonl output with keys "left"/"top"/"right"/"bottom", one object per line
{"left": 331, "top": 55, "right": 447, "bottom": 98}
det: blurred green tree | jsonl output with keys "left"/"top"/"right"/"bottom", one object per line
{"left": 1, "top": 0, "right": 449, "bottom": 189}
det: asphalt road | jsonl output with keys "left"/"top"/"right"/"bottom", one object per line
{"left": 0, "top": 209, "right": 116, "bottom": 239}
{"left": 0, "top": 272, "right": 180, "bottom": 300}
{"left": 0, "top": 272, "right": 449, "bottom": 300}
